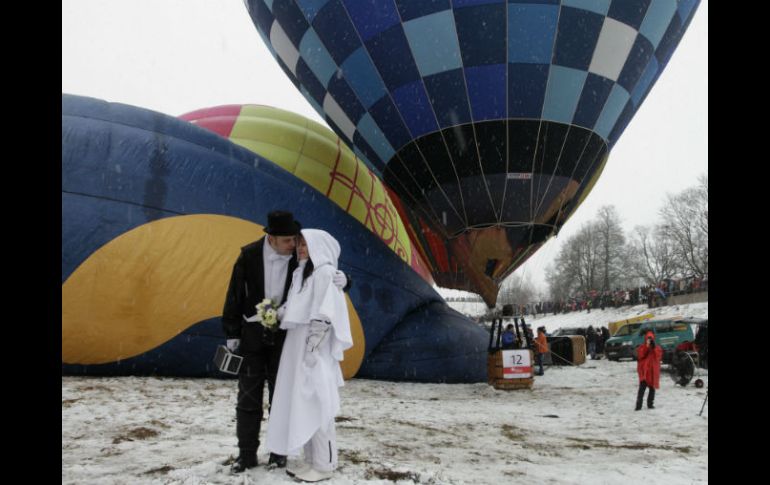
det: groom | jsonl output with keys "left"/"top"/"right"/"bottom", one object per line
{"left": 222, "top": 211, "right": 350, "bottom": 473}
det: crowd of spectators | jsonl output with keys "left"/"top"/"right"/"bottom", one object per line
{"left": 513, "top": 275, "right": 708, "bottom": 317}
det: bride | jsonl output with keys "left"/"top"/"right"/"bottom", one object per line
{"left": 266, "top": 229, "right": 352, "bottom": 482}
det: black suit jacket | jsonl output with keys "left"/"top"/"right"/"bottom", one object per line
{"left": 221, "top": 238, "right": 298, "bottom": 352}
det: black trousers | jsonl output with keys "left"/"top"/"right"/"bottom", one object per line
{"left": 636, "top": 381, "right": 656, "bottom": 409}
{"left": 236, "top": 345, "right": 283, "bottom": 453}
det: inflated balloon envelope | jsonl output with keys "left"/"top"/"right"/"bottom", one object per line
{"left": 244, "top": 0, "right": 701, "bottom": 305}
{"left": 62, "top": 94, "right": 488, "bottom": 383}
{"left": 180, "top": 104, "right": 434, "bottom": 286}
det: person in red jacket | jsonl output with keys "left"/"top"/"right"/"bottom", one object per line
{"left": 534, "top": 327, "right": 548, "bottom": 376}
{"left": 635, "top": 331, "right": 663, "bottom": 410}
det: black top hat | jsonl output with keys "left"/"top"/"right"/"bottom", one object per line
{"left": 264, "top": 211, "right": 301, "bottom": 236}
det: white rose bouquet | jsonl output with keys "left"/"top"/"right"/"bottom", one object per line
{"left": 254, "top": 298, "right": 279, "bottom": 330}
{"left": 244, "top": 298, "right": 278, "bottom": 330}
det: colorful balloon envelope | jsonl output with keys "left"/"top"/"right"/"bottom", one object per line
{"left": 62, "top": 94, "right": 488, "bottom": 383}
{"left": 244, "top": 0, "right": 700, "bottom": 304}
{"left": 179, "top": 104, "right": 434, "bottom": 285}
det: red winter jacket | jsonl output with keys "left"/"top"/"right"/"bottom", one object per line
{"left": 637, "top": 332, "right": 663, "bottom": 388}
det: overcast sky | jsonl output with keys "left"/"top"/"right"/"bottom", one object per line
{"left": 62, "top": 0, "right": 707, "bottom": 295}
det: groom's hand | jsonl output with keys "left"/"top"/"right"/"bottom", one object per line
{"left": 332, "top": 271, "right": 347, "bottom": 289}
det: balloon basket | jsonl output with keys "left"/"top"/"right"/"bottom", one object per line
{"left": 487, "top": 351, "right": 534, "bottom": 390}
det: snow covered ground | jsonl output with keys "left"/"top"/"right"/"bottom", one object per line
{"left": 62, "top": 302, "right": 707, "bottom": 484}
{"left": 517, "top": 302, "right": 708, "bottom": 335}
{"left": 437, "top": 288, "right": 487, "bottom": 318}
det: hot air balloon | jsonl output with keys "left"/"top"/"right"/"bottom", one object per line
{"left": 179, "top": 104, "right": 434, "bottom": 284}
{"left": 244, "top": 0, "right": 700, "bottom": 305}
{"left": 62, "top": 94, "right": 488, "bottom": 382}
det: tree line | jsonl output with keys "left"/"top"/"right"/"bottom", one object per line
{"left": 544, "top": 174, "right": 708, "bottom": 301}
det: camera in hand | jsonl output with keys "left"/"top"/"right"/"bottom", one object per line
{"left": 214, "top": 345, "right": 243, "bottom": 375}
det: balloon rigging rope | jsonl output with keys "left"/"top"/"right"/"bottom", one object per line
{"left": 392, "top": 4, "right": 470, "bottom": 227}
{"left": 335, "top": 0, "right": 467, "bottom": 229}
{"left": 533, "top": 125, "right": 573, "bottom": 220}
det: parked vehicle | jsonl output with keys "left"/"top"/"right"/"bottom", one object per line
{"left": 608, "top": 313, "right": 654, "bottom": 336}
{"left": 551, "top": 327, "right": 586, "bottom": 337}
{"left": 690, "top": 318, "right": 708, "bottom": 369}
{"left": 547, "top": 327, "right": 589, "bottom": 365}
{"left": 605, "top": 318, "right": 695, "bottom": 362}
{"left": 604, "top": 323, "right": 643, "bottom": 360}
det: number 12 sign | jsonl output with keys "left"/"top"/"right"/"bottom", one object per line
{"left": 502, "top": 350, "right": 532, "bottom": 378}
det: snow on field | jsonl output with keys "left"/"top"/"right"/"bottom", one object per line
{"left": 63, "top": 299, "right": 708, "bottom": 485}
{"left": 523, "top": 302, "right": 708, "bottom": 334}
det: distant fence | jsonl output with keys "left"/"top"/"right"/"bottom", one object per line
{"left": 666, "top": 291, "right": 708, "bottom": 306}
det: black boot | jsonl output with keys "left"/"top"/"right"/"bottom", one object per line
{"left": 231, "top": 450, "right": 258, "bottom": 474}
{"left": 647, "top": 387, "right": 656, "bottom": 409}
{"left": 635, "top": 382, "right": 646, "bottom": 411}
{"left": 267, "top": 453, "right": 287, "bottom": 469}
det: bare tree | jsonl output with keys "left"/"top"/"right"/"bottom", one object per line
{"left": 575, "top": 222, "right": 600, "bottom": 293}
{"left": 498, "top": 272, "right": 536, "bottom": 306}
{"left": 545, "top": 262, "right": 571, "bottom": 301}
{"left": 544, "top": 177, "right": 707, "bottom": 300}
{"left": 546, "top": 233, "right": 579, "bottom": 299}
{"left": 546, "top": 221, "right": 601, "bottom": 298}
{"left": 628, "top": 225, "right": 681, "bottom": 284}
{"left": 659, "top": 175, "right": 708, "bottom": 277}
{"left": 594, "top": 205, "right": 627, "bottom": 290}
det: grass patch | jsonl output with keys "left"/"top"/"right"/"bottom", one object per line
{"left": 394, "top": 419, "right": 453, "bottom": 436}
{"left": 112, "top": 427, "right": 159, "bottom": 444}
{"left": 501, "top": 424, "right": 527, "bottom": 441}
{"left": 565, "top": 437, "right": 693, "bottom": 453}
{"left": 143, "top": 465, "right": 174, "bottom": 475}
{"left": 339, "top": 449, "right": 371, "bottom": 465}
{"left": 365, "top": 466, "right": 420, "bottom": 482}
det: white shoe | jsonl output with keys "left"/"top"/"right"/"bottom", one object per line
{"left": 286, "top": 462, "right": 312, "bottom": 477}
{"left": 293, "top": 467, "right": 333, "bottom": 482}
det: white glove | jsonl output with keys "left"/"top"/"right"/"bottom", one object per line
{"left": 332, "top": 271, "right": 347, "bottom": 289}
{"left": 304, "top": 320, "right": 330, "bottom": 367}
{"left": 226, "top": 339, "right": 240, "bottom": 352}
{"left": 304, "top": 348, "right": 318, "bottom": 368}
{"left": 276, "top": 303, "right": 286, "bottom": 321}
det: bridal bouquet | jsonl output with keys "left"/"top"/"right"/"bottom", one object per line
{"left": 254, "top": 298, "right": 279, "bottom": 330}
{"left": 243, "top": 298, "right": 278, "bottom": 330}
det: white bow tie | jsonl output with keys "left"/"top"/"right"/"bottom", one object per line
{"left": 269, "top": 253, "right": 292, "bottom": 263}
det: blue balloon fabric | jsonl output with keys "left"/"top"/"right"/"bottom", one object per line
{"left": 244, "top": 0, "right": 701, "bottom": 302}
{"left": 62, "top": 94, "right": 488, "bottom": 382}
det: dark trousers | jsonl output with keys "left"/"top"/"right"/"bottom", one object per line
{"left": 636, "top": 381, "right": 656, "bottom": 409}
{"left": 236, "top": 345, "right": 283, "bottom": 453}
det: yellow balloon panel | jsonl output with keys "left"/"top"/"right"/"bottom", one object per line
{"left": 62, "top": 214, "right": 365, "bottom": 378}
{"left": 295, "top": 156, "right": 338, "bottom": 193}
{"left": 234, "top": 139, "right": 301, "bottom": 173}
{"left": 226, "top": 106, "right": 431, "bottom": 281}
{"left": 341, "top": 297, "right": 364, "bottom": 379}
{"left": 62, "top": 215, "right": 258, "bottom": 364}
